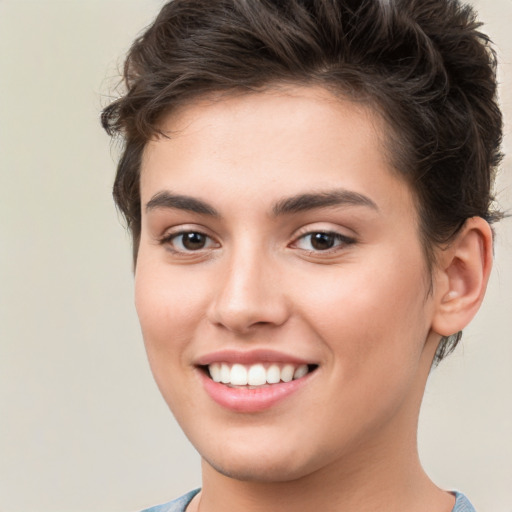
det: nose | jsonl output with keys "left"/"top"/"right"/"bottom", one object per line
{"left": 207, "top": 247, "right": 290, "bottom": 334}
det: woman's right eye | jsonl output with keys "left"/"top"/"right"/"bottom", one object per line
{"left": 161, "top": 231, "right": 217, "bottom": 252}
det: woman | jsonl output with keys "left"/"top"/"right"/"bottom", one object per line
{"left": 102, "top": 1, "right": 504, "bottom": 510}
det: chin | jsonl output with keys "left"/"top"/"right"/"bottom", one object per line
{"left": 196, "top": 433, "right": 332, "bottom": 484}
{"left": 204, "top": 454, "right": 316, "bottom": 483}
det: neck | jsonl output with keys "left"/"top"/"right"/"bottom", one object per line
{"left": 196, "top": 431, "right": 450, "bottom": 512}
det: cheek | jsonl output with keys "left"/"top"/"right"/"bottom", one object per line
{"left": 133, "top": 261, "right": 210, "bottom": 414}
{"left": 294, "top": 263, "right": 431, "bottom": 436}
{"left": 134, "top": 260, "right": 207, "bottom": 364}
{"left": 295, "top": 250, "right": 431, "bottom": 373}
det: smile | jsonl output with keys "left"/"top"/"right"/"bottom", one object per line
{"left": 197, "top": 355, "right": 318, "bottom": 412}
{"left": 207, "top": 362, "right": 313, "bottom": 387}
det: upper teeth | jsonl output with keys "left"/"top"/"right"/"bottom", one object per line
{"left": 208, "top": 363, "right": 309, "bottom": 386}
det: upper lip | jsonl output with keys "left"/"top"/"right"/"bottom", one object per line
{"left": 195, "top": 349, "right": 316, "bottom": 366}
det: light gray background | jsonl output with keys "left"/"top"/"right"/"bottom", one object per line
{"left": 0, "top": 1, "right": 510, "bottom": 511}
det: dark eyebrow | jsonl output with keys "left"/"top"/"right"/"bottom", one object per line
{"left": 272, "top": 189, "right": 379, "bottom": 216}
{"left": 145, "top": 191, "right": 219, "bottom": 216}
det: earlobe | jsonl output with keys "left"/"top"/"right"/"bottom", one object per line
{"left": 432, "top": 217, "right": 493, "bottom": 337}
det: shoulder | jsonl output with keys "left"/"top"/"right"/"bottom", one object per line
{"left": 451, "top": 491, "right": 477, "bottom": 512}
{"left": 139, "top": 489, "right": 475, "bottom": 512}
{"left": 140, "top": 489, "right": 201, "bottom": 512}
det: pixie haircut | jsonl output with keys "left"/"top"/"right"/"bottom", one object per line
{"left": 102, "top": 0, "right": 503, "bottom": 362}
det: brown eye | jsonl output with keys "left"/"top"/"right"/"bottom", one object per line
{"left": 293, "top": 231, "right": 356, "bottom": 252}
{"left": 163, "top": 231, "right": 217, "bottom": 252}
{"left": 310, "top": 232, "right": 336, "bottom": 250}
{"left": 181, "top": 232, "right": 207, "bottom": 250}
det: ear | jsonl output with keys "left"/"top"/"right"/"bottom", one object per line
{"left": 431, "top": 217, "right": 493, "bottom": 337}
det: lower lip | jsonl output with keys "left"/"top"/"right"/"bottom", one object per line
{"left": 199, "top": 370, "right": 313, "bottom": 413}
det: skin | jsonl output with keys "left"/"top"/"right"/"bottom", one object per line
{"left": 135, "top": 86, "right": 486, "bottom": 512}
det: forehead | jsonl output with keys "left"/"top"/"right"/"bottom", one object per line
{"left": 140, "top": 86, "right": 413, "bottom": 219}
{"left": 148, "top": 86, "right": 386, "bottom": 157}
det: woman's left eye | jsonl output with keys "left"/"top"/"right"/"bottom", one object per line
{"left": 293, "top": 231, "right": 355, "bottom": 252}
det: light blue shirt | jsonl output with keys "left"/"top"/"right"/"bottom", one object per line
{"left": 141, "top": 489, "right": 476, "bottom": 512}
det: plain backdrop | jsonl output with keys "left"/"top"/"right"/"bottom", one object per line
{"left": 0, "top": 1, "right": 510, "bottom": 511}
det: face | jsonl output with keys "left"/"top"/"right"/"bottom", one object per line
{"left": 136, "top": 86, "right": 442, "bottom": 482}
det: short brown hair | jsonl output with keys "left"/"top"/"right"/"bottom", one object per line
{"left": 102, "top": 0, "right": 503, "bottom": 361}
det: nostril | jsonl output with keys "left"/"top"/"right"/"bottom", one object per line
{"left": 207, "top": 266, "right": 290, "bottom": 333}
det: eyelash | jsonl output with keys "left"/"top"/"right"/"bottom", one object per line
{"left": 158, "top": 230, "right": 218, "bottom": 254}
{"left": 158, "top": 229, "right": 356, "bottom": 255}
{"left": 291, "top": 231, "right": 356, "bottom": 253}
